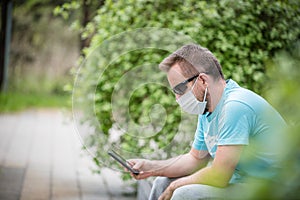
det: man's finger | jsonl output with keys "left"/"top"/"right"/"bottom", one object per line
{"left": 126, "top": 160, "right": 134, "bottom": 167}
{"left": 132, "top": 160, "right": 145, "bottom": 170}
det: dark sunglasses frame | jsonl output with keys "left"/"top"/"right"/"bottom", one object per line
{"left": 172, "top": 74, "right": 199, "bottom": 95}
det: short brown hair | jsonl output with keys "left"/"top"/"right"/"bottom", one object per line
{"left": 159, "top": 44, "right": 224, "bottom": 80}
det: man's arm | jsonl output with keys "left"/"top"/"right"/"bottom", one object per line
{"left": 159, "top": 145, "right": 244, "bottom": 200}
{"left": 158, "top": 148, "right": 211, "bottom": 177}
{"left": 128, "top": 148, "right": 211, "bottom": 179}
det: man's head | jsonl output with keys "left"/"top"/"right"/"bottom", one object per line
{"left": 159, "top": 44, "right": 224, "bottom": 81}
{"left": 159, "top": 44, "right": 226, "bottom": 113}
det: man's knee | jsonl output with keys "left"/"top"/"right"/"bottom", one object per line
{"left": 149, "top": 177, "right": 175, "bottom": 200}
{"left": 152, "top": 176, "right": 171, "bottom": 190}
{"left": 171, "top": 185, "right": 201, "bottom": 200}
{"left": 171, "top": 186, "right": 188, "bottom": 200}
{"left": 171, "top": 184, "right": 224, "bottom": 200}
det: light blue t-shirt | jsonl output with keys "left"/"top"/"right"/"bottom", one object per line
{"left": 192, "top": 79, "right": 286, "bottom": 183}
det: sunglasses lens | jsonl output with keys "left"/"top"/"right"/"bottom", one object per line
{"left": 173, "top": 84, "right": 186, "bottom": 95}
{"left": 172, "top": 74, "right": 199, "bottom": 95}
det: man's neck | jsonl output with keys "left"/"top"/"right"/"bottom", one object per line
{"left": 209, "top": 79, "right": 226, "bottom": 112}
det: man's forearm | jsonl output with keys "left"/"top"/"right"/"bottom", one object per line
{"left": 164, "top": 165, "right": 231, "bottom": 198}
{"left": 166, "top": 145, "right": 243, "bottom": 192}
{"left": 151, "top": 152, "right": 209, "bottom": 178}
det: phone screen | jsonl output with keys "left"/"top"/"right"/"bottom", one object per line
{"left": 107, "top": 150, "right": 139, "bottom": 175}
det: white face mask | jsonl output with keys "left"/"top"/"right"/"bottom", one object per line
{"left": 176, "top": 79, "right": 208, "bottom": 115}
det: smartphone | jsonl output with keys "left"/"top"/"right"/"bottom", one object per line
{"left": 107, "top": 150, "right": 140, "bottom": 175}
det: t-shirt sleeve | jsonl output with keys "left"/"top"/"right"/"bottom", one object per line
{"left": 217, "top": 100, "right": 255, "bottom": 145}
{"left": 192, "top": 115, "right": 208, "bottom": 150}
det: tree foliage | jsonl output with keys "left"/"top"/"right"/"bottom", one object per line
{"left": 8, "top": 0, "right": 78, "bottom": 95}
{"left": 66, "top": 0, "right": 300, "bottom": 181}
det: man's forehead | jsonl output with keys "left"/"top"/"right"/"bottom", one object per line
{"left": 167, "top": 64, "right": 186, "bottom": 79}
{"left": 167, "top": 64, "right": 187, "bottom": 86}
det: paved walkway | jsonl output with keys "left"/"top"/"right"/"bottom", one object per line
{"left": 0, "top": 109, "right": 136, "bottom": 200}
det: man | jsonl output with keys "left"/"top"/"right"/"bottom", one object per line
{"left": 128, "top": 44, "right": 286, "bottom": 200}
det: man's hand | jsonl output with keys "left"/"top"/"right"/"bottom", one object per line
{"left": 126, "top": 159, "right": 155, "bottom": 180}
{"left": 158, "top": 177, "right": 188, "bottom": 200}
{"left": 158, "top": 186, "right": 174, "bottom": 200}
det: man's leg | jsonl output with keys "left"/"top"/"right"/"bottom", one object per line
{"left": 170, "top": 184, "right": 225, "bottom": 200}
{"left": 148, "top": 177, "right": 178, "bottom": 200}
{"left": 171, "top": 183, "right": 248, "bottom": 200}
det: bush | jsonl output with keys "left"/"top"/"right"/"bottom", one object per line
{"left": 68, "top": 0, "right": 300, "bottom": 179}
{"left": 234, "top": 42, "right": 300, "bottom": 199}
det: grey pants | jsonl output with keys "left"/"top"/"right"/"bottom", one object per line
{"left": 148, "top": 177, "right": 247, "bottom": 200}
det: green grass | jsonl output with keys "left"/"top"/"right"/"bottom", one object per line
{"left": 0, "top": 91, "right": 71, "bottom": 113}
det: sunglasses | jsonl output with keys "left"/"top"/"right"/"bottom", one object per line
{"left": 172, "top": 74, "right": 199, "bottom": 95}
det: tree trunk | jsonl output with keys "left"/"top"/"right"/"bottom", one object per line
{"left": 0, "top": 0, "right": 13, "bottom": 92}
{"left": 80, "top": 0, "right": 105, "bottom": 51}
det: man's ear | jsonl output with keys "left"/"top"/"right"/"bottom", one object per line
{"left": 198, "top": 73, "right": 208, "bottom": 85}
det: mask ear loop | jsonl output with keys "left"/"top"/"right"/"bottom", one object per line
{"left": 191, "top": 76, "right": 198, "bottom": 91}
{"left": 203, "top": 87, "right": 208, "bottom": 102}
{"left": 191, "top": 77, "right": 207, "bottom": 102}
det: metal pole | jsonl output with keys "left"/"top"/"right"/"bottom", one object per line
{"left": 0, "top": 0, "right": 13, "bottom": 92}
